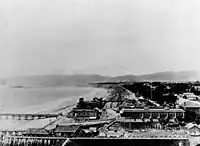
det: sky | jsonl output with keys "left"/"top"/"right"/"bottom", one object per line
{"left": 1, "top": 0, "right": 200, "bottom": 77}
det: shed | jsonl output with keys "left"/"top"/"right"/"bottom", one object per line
{"left": 54, "top": 124, "right": 80, "bottom": 137}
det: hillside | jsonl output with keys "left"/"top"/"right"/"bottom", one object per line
{"left": 4, "top": 74, "right": 111, "bottom": 87}
{"left": 2, "top": 70, "right": 200, "bottom": 88}
{"left": 109, "top": 70, "right": 200, "bottom": 82}
{"left": 108, "top": 75, "right": 143, "bottom": 82}
{"left": 139, "top": 70, "right": 200, "bottom": 81}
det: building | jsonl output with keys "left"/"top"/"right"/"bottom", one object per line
{"left": 54, "top": 124, "right": 80, "bottom": 137}
{"left": 106, "top": 119, "right": 162, "bottom": 130}
{"left": 23, "top": 128, "right": 49, "bottom": 137}
{"left": 185, "top": 123, "right": 200, "bottom": 136}
{"left": 120, "top": 108, "right": 185, "bottom": 121}
{"left": 67, "top": 108, "right": 101, "bottom": 120}
{"left": 106, "top": 129, "right": 124, "bottom": 138}
{"left": 182, "top": 93, "right": 198, "bottom": 100}
{"left": 0, "top": 130, "right": 24, "bottom": 136}
{"left": 179, "top": 101, "right": 200, "bottom": 114}
{"left": 54, "top": 123, "right": 100, "bottom": 138}
{"left": 179, "top": 100, "right": 200, "bottom": 122}
{"left": 118, "top": 108, "right": 185, "bottom": 130}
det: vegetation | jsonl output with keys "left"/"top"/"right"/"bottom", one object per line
{"left": 122, "top": 82, "right": 199, "bottom": 104}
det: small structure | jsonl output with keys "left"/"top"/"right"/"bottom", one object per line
{"left": 75, "top": 128, "right": 97, "bottom": 137}
{"left": 67, "top": 108, "right": 101, "bottom": 120}
{"left": 98, "top": 131, "right": 106, "bottom": 137}
{"left": 185, "top": 123, "right": 200, "bottom": 136}
{"left": 23, "top": 128, "right": 49, "bottom": 137}
{"left": 54, "top": 124, "right": 80, "bottom": 137}
{"left": 180, "top": 101, "right": 200, "bottom": 114}
{"left": 106, "top": 129, "right": 124, "bottom": 138}
{"left": 54, "top": 122, "right": 102, "bottom": 138}
{"left": 182, "top": 93, "right": 198, "bottom": 101}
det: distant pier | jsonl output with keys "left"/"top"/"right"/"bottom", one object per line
{"left": 0, "top": 113, "right": 60, "bottom": 120}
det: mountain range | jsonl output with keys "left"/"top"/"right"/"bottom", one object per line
{"left": 3, "top": 70, "right": 200, "bottom": 87}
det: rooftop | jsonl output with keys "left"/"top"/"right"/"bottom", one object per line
{"left": 58, "top": 120, "right": 110, "bottom": 126}
{"left": 185, "top": 123, "right": 200, "bottom": 129}
{"left": 24, "top": 128, "right": 49, "bottom": 135}
{"left": 179, "top": 101, "right": 200, "bottom": 108}
{"left": 54, "top": 125, "right": 80, "bottom": 133}
{"left": 123, "top": 130, "right": 188, "bottom": 138}
{"left": 72, "top": 109, "right": 98, "bottom": 112}
{"left": 121, "top": 108, "right": 185, "bottom": 113}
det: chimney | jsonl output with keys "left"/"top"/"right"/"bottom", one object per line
{"left": 184, "top": 102, "right": 186, "bottom": 106}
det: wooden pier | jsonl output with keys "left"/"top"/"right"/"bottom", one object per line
{"left": 0, "top": 113, "right": 60, "bottom": 120}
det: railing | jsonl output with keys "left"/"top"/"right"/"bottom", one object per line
{"left": 0, "top": 135, "right": 190, "bottom": 146}
{"left": 0, "top": 136, "right": 66, "bottom": 146}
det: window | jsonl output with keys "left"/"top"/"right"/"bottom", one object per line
{"left": 177, "top": 112, "right": 184, "bottom": 118}
{"left": 160, "top": 113, "right": 167, "bottom": 118}
{"left": 144, "top": 112, "right": 150, "bottom": 118}
{"left": 89, "top": 112, "right": 96, "bottom": 117}
{"left": 138, "top": 112, "right": 143, "bottom": 118}
{"left": 152, "top": 112, "right": 158, "bottom": 119}
{"left": 131, "top": 113, "right": 136, "bottom": 119}
{"left": 169, "top": 112, "right": 175, "bottom": 119}
{"left": 77, "top": 111, "right": 86, "bottom": 117}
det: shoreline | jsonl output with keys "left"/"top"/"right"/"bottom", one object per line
{"left": 0, "top": 87, "right": 108, "bottom": 130}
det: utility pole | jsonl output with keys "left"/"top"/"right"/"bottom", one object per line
{"left": 150, "top": 81, "right": 153, "bottom": 100}
{"left": 0, "top": 98, "right": 3, "bottom": 112}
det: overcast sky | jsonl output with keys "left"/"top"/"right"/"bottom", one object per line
{"left": 1, "top": 0, "right": 200, "bottom": 77}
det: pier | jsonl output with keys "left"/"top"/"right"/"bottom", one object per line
{"left": 0, "top": 113, "right": 60, "bottom": 120}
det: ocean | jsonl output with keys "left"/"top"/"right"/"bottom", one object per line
{"left": 0, "top": 86, "right": 107, "bottom": 112}
{"left": 0, "top": 86, "right": 107, "bottom": 130}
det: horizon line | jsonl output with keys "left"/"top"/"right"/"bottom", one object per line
{"left": 1, "top": 69, "right": 198, "bottom": 79}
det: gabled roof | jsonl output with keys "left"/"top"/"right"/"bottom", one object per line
{"left": 185, "top": 123, "right": 194, "bottom": 129}
{"left": 185, "top": 123, "right": 200, "bottom": 130}
{"left": 59, "top": 120, "right": 109, "bottom": 126}
{"left": 180, "top": 101, "right": 200, "bottom": 108}
{"left": 72, "top": 109, "right": 97, "bottom": 112}
{"left": 121, "top": 108, "right": 184, "bottom": 113}
{"left": 54, "top": 125, "right": 80, "bottom": 133}
{"left": 24, "top": 128, "right": 48, "bottom": 135}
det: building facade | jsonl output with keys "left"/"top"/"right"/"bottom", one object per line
{"left": 120, "top": 108, "right": 185, "bottom": 121}
{"left": 67, "top": 108, "right": 101, "bottom": 120}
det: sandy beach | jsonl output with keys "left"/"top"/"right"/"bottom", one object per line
{"left": 0, "top": 86, "right": 108, "bottom": 130}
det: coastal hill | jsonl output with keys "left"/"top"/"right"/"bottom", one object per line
{"left": 4, "top": 74, "right": 111, "bottom": 87}
{"left": 109, "top": 70, "right": 200, "bottom": 82}
{"left": 2, "top": 70, "right": 200, "bottom": 87}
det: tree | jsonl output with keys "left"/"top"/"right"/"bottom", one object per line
{"left": 108, "top": 86, "right": 129, "bottom": 102}
{"left": 185, "top": 110, "right": 196, "bottom": 123}
{"left": 195, "top": 115, "right": 200, "bottom": 124}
